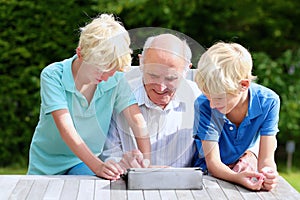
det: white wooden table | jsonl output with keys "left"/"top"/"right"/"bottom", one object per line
{"left": 0, "top": 174, "right": 299, "bottom": 200}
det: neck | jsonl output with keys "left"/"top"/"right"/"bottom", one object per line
{"left": 72, "top": 58, "right": 81, "bottom": 80}
{"left": 72, "top": 58, "right": 89, "bottom": 90}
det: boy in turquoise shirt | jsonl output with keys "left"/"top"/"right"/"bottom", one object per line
{"left": 28, "top": 14, "right": 150, "bottom": 180}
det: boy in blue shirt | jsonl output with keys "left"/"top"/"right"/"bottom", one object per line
{"left": 193, "top": 42, "right": 279, "bottom": 191}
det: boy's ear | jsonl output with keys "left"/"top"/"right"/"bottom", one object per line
{"left": 240, "top": 79, "right": 250, "bottom": 92}
{"left": 76, "top": 47, "right": 82, "bottom": 59}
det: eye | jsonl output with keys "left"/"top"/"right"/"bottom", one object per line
{"left": 165, "top": 75, "right": 178, "bottom": 82}
{"left": 148, "top": 73, "right": 160, "bottom": 79}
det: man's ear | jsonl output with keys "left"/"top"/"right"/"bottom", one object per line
{"left": 188, "top": 63, "right": 192, "bottom": 69}
{"left": 240, "top": 79, "right": 250, "bottom": 92}
{"left": 138, "top": 54, "right": 144, "bottom": 72}
{"left": 138, "top": 54, "right": 143, "bottom": 65}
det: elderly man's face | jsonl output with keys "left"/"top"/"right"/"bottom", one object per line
{"left": 142, "top": 49, "right": 186, "bottom": 109}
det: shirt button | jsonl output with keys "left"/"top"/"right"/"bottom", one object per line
{"left": 81, "top": 100, "right": 87, "bottom": 107}
{"left": 229, "top": 126, "right": 234, "bottom": 131}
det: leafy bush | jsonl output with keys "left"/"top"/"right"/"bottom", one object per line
{"left": 0, "top": 0, "right": 95, "bottom": 166}
{"left": 253, "top": 50, "right": 300, "bottom": 143}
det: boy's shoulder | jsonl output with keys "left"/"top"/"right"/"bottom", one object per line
{"left": 41, "top": 56, "right": 75, "bottom": 77}
{"left": 250, "top": 83, "right": 279, "bottom": 101}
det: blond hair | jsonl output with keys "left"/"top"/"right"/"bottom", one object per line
{"left": 195, "top": 42, "right": 256, "bottom": 94}
{"left": 78, "top": 14, "right": 132, "bottom": 72}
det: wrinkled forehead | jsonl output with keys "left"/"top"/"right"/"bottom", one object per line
{"left": 143, "top": 49, "right": 187, "bottom": 72}
{"left": 143, "top": 63, "right": 182, "bottom": 77}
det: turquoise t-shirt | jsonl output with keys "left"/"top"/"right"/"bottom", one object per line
{"left": 28, "top": 55, "right": 136, "bottom": 175}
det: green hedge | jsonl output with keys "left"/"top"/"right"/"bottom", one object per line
{"left": 0, "top": 0, "right": 95, "bottom": 166}
{"left": 253, "top": 50, "right": 300, "bottom": 142}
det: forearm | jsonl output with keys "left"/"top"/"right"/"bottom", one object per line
{"left": 207, "top": 158, "right": 239, "bottom": 182}
{"left": 53, "top": 110, "right": 103, "bottom": 173}
{"left": 257, "top": 135, "right": 277, "bottom": 172}
{"left": 123, "top": 104, "right": 151, "bottom": 158}
{"left": 203, "top": 141, "right": 244, "bottom": 185}
{"left": 258, "top": 157, "right": 277, "bottom": 172}
{"left": 134, "top": 137, "right": 151, "bottom": 160}
{"left": 62, "top": 132, "right": 103, "bottom": 173}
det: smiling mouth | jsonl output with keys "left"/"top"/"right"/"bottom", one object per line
{"left": 153, "top": 90, "right": 168, "bottom": 95}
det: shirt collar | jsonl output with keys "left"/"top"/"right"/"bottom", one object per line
{"left": 248, "top": 83, "right": 263, "bottom": 119}
{"left": 62, "top": 55, "right": 77, "bottom": 93}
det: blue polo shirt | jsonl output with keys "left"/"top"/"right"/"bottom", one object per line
{"left": 28, "top": 55, "right": 136, "bottom": 175}
{"left": 192, "top": 83, "right": 280, "bottom": 170}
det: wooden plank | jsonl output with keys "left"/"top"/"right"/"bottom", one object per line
{"left": 143, "top": 190, "right": 161, "bottom": 200}
{"left": 190, "top": 176, "right": 211, "bottom": 200}
{"left": 26, "top": 179, "right": 49, "bottom": 200}
{"left": 59, "top": 179, "right": 80, "bottom": 200}
{"left": 202, "top": 177, "right": 227, "bottom": 200}
{"left": 95, "top": 179, "right": 111, "bottom": 200}
{"left": 191, "top": 188, "right": 211, "bottom": 200}
{"left": 0, "top": 174, "right": 299, "bottom": 200}
{"left": 270, "top": 176, "right": 300, "bottom": 200}
{"left": 110, "top": 179, "right": 127, "bottom": 200}
{"left": 216, "top": 179, "right": 243, "bottom": 200}
{"left": 127, "top": 190, "right": 144, "bottom": 200}
{"left": 175, "top": 190, "right": 194, "bottom": 200}
{"left": 0, "top": 175, "right": 21, "bottom": 200}
{"left": 236, "top": 185, "right": 262, "bottom": 200}
{"left": 256, "top": 190, "right": 277, "bottom": 200}
{"left": 9, "top": 179, "right": 34, "bottom": 200}
{"left": 160, "top": 190, "right": 178, "bottom": 200}
{"left": 43, "top": 179, "right": 64, "bottom": 200}
{"left": 77, "top": 180, "right": 95, "bottom": 200}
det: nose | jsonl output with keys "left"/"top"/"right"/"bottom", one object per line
{"left": 155, "top": 82, "right": 168, "bottom": 92}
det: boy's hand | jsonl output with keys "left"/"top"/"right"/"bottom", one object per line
{"left": 238, "top": 171, "right": 265, "bottom": 191}
{"left": 261, "top": 167, "right": 278, "bottom": 191}
{"left": 96, "top": 160, "right": 124, "bottom": 180}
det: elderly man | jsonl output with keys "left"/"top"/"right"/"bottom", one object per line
{"left": 100, "top": 33, "right": 201, "bottom": 168}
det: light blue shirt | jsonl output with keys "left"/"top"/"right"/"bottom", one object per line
{"left": 101, "top": 67, "right": 202, "bottom": 167}
{"left": 193, "top": 83, "right": 280, "bottom": 170}
{"left": 28, "top": 55, "right": 136, "bottom": 175}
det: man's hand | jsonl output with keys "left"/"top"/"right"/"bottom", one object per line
{"left": 118, "top": 149, "right": 150, "bottom": 171}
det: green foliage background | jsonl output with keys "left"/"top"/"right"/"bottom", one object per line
{"left": 0, "top": 0, "right": 299, "bottom": 167}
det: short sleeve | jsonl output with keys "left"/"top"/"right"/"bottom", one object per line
{"left": 113, "top": 74, "right": 137, "bottom": 114}
{"left": 40, "top": 66, "right": 68, "bottom": 115}
{"left": 259, "top": 93, "right": 280, "bottom": 136}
